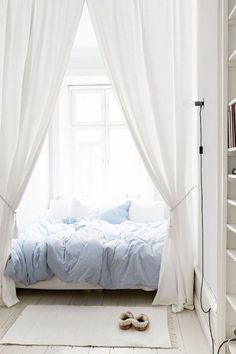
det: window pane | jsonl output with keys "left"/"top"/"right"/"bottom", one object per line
{"left": 108, "top": 91, "right": 125, "bottom": 122}
{"left": 73, "top": 91, "right": 103, "bottom": 123}
{"left": 107, "top": 127, "right": 155, "bottom": 201}
{"left": 73, "top": 128, "right": 105, "bottom": 202}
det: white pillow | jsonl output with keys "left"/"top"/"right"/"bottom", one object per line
{"left": 128, "top": 200, "right": 165, "bottom": 223}
{"left": 46, "top": 199, "right": 71, "bottom": 220}
{"left": 70, "top": 198, "right": 92, "bottom": 218}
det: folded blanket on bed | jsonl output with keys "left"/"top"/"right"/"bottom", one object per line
{"left": 5, "top": 218, "right": 167, "bottom": 289}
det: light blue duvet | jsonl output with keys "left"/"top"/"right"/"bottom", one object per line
{"left": 5, "top": 218, "right": 167, "bottom": 289}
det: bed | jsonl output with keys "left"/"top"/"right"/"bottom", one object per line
{"left": 5, "top": 200, "right": 168, "bottom": 290}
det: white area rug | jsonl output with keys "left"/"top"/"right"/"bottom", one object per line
{"left": 0, "top": 305, "right": 172, "bottom": 348}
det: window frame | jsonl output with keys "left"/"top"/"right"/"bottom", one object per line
{"left": 69, "top": 84, "right": 126, "bottom": 128}
{"left": 49, "top": 80, "right": 157, "bottom": 202}
{"left": 69, "top": 84, "right": 126, "bottom": 172}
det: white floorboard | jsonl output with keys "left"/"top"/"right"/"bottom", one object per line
{"left": 111, "top": 349, "right": 134, "bottom": 354}
{"left": 133, "top": 348, "right": 157, "bottom": 353}
{"left": 20, "top": 347, "right": 47, "bottom": 354}
{"left": 0, "top": 289, "right": 210, "bottom": 354}
{"left": 45, "top": 347, "right": 89, "bottom": 354}
{"left": 89, "top": 348, "right": 110, "bottom": 354}
{"left": 158, "top": 350, "right": 181, "bottom": 353}
{"left": 177, "top": 309, "right": 210, "bottom": 354}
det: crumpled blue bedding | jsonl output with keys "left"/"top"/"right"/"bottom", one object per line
{"left": 5, "top": 217, "right": 167, "bottom": 289}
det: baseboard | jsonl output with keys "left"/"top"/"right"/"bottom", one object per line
{"left": 194, "top": 294, "right": 216, "bottom": 348}
{"left": 194, "top": 267, "right": 218, "bottom": 349}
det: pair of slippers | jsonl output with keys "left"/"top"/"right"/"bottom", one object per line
{"left": 119, "top": 311, "right": 149, "bottom": 331}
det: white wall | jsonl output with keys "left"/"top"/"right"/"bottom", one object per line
{"left": 193, "top": 2, "right": 224, "bottom": 348}
{"left": 195, "top": 0, "right": 219, "bottom": 299}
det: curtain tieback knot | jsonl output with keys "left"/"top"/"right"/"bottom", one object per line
{"left": 170, "top": 185, "right": 197, "bottom": 212}
{"left": 169, "top": 185, "right": 197, "bottom": 227}
{"left": 0, "top": 194, "right": 16, "bottom": 214}
{"left": 0, "top": 193, "right": 18, "bottom": 238}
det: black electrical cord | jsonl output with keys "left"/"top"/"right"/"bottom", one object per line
{"left": 217, "top": 338, "right": 236, "bottom": 354}
{"left": 198, "top": 104, "right": 215, "bottom": 354}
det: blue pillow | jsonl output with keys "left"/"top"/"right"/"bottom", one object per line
{"left": 99, "top": 201, "right": 131, "bottom": 224}
{"left": 63, "top": 216, "right": 77, "bottom": 224}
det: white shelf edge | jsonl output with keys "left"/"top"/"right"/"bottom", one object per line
{"left": 227, "top": 294, "right": 236, "bottom": 312}
{"left": 229, "top": 5, "right": 236, "bottom": 20}
{"left": 228, "top": 174, "right": 236, "bottom": 181}
{"left": 227, "top": 224, "right": 236, "bottom": 234}
{"left": 228, "top": 199, "right": 236, "bottom": 207}
{"left": 229, "top": 98, "right": 236, "bottom": 105}
{"left": 227, "top": 249, "right": 236, "bottom": 262}
{"left": 229, "top": 342, "right": 236, "bottom": 354}
{"left": 228, "top": 147, "right": 236, "bottom": 155}
{"left": 229, "top": 49, "right": 236, "bottom": 62}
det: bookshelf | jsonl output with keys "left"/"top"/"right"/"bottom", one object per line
{"left": 225, "top": 1, "right": 236, "bottom": 352}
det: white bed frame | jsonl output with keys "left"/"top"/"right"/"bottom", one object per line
{"left": 16, "top": 276, "right": 102, "bottom": 290}
{"left": 16, "top": 276, "right": 155, "bottom": 291}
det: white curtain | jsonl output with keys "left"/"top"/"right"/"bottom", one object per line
{"left": 0, "top": 0, "right": 84, "bottom": 307}
{"left": 87, "top": 0, "right": 194, "bottom": 312}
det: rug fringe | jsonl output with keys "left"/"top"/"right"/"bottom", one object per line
{"left": 168, "top": 306, "right": 179, "bottom": 348}
{"left": 0, "top": 306, "right": 25, "bottom": 340}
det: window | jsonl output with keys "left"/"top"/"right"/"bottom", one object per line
{"left": 53, "top": 82, "right": 158, "bottom": 204}
{"left": 69, "top": 85, "right": 157, "bottom": 203}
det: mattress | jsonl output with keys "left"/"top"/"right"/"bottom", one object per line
{"left": 5, "top": 217, "right": 167, "bottom": 290}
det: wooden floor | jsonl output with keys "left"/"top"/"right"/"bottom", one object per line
{"left": 0, "top": 289, "right": 209, "bottom": 354}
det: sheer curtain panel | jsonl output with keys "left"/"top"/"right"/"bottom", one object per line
{"left": 88, "top": 0, "right": 194, "bottom": 312}
{"left": 0, "top": 0, "right": 84, "bottom": 307}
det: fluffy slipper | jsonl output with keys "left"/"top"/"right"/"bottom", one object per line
{"left": 119, "top": 311, "right": 134, "bottom": 330}
{"left": 132, "top": 314, "right": 149, "bottom": 331}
